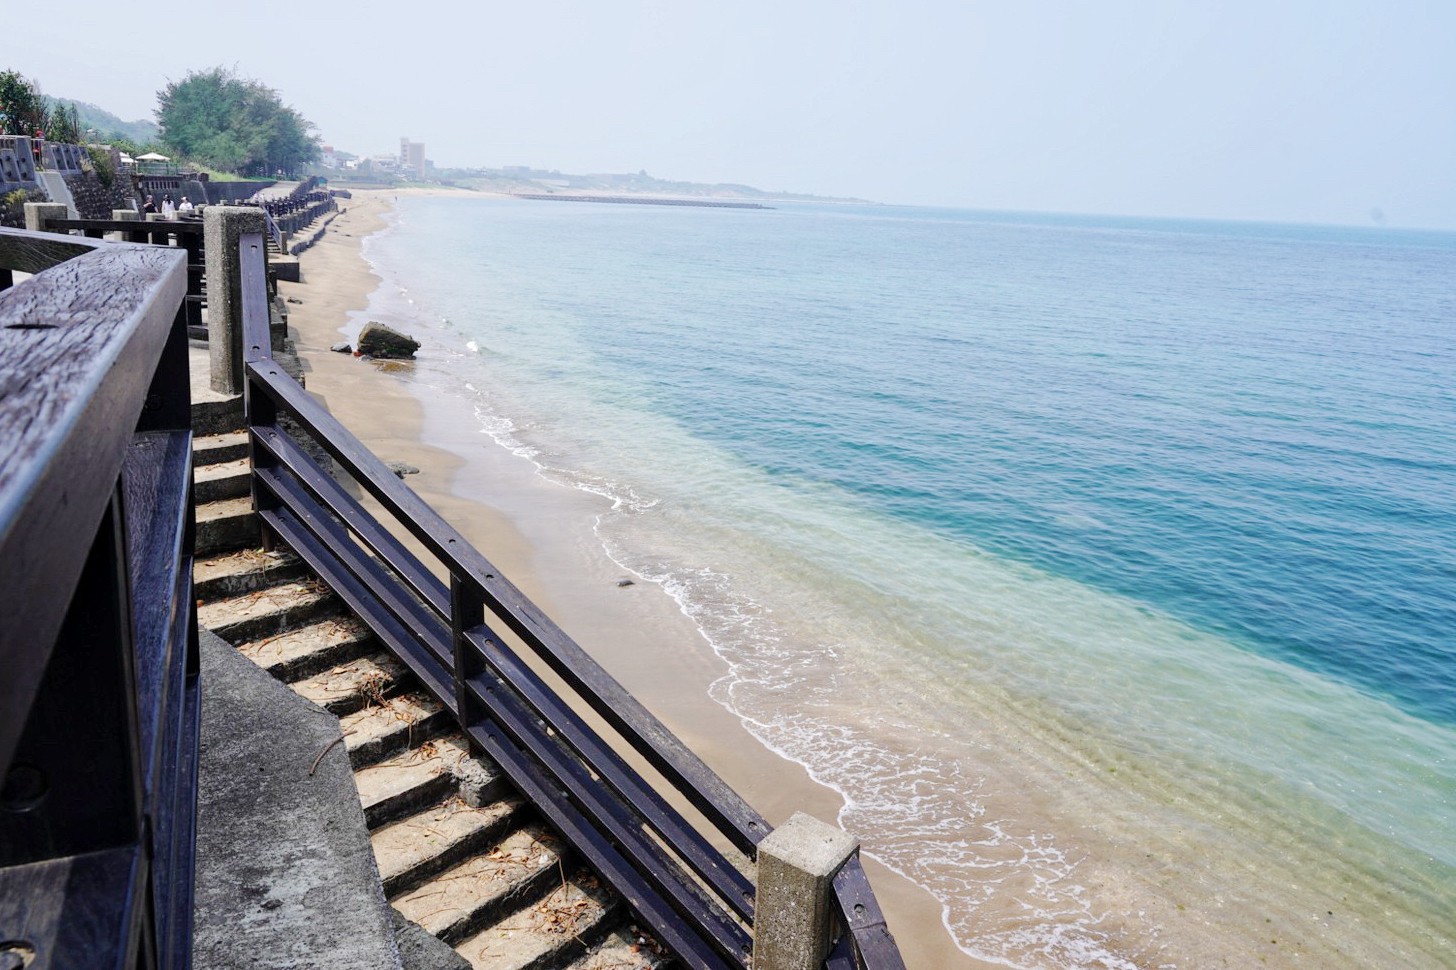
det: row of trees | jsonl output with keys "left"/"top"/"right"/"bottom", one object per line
{"left": 2, "top": 66, "right": 320, "bottom": 178}
{"left": 157, "top": 67, "right": 319, "bottom": 176}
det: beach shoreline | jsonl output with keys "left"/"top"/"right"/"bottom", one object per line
{"left": 269, "top": 190, "right": 1456, "bottom": 970}
{"left": 274, "top": 189, "right": 978, "bottom": 969}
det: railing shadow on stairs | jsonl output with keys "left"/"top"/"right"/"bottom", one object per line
{"left": 235, "top": 232, "right": 904, "bottom": 970}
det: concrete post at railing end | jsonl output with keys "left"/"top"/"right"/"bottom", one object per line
{"left": 204, "top": 206, "right": 266, "bottom": 396}
{"left": 112, "top": 209, "right": 140, "bottom": 221}
{"left": 753, "top": 813, "right": 859, "bottom": 970}
{"left": 24, "top": 202, "right": 68, "bottom": 232}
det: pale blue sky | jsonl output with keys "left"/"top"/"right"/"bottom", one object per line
{"left": 11, "top": 0, "right": 1455, "bottom": 227}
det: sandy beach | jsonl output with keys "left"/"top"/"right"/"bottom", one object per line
{"left": 275, "top": 189, "right": 976, "bottom": 969}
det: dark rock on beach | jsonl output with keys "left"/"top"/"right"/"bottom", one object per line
{"left": 386, "top": 461, "right": 420, "bottom": 478}
{"left": 330, "top": 341, "right": 352, "bottom": 353}
{"left": 356, "top": 322, "right": 420, "bottom": 360}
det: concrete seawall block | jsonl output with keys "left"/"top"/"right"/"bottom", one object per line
{"left": 193, "top": 629, "right": 403, "bottom": 969}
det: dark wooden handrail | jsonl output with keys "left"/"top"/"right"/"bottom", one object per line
{"left": 0, "top": 225, "right": 199, "bottom": 970}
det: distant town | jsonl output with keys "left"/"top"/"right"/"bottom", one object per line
{"left": 324, "top": 137, "right": 869, "bottom": 205}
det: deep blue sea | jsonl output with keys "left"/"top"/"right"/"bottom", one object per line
{"left": 360, "top": 197, "right": 1456, "bottom": 968}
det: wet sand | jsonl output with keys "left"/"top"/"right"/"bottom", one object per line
{"left": 275, "top": 190, "right": 978, "bottom": 968}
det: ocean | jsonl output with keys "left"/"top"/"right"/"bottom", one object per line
{"left": 355, "top": 196, "right": 1455, "bottom": 968}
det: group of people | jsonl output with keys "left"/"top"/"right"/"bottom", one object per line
{"left": 141, "top": 192, "right": 196, "bottom": 219}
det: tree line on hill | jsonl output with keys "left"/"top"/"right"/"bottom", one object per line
{"left": 1, "top": 66, "right": 320, "bottom": 178}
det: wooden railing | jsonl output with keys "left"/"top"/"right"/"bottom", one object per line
{"left": 236, "top": 232, "right": 904, "bottom": 970}
{"left": 40, "top": 217, "right": 206, "bottom": 336}
{"left": 0, "top": 227, "right": 199, "bottom": 969}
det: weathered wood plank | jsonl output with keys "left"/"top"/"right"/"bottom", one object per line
{"left": 832, "top": 858, "right": 906, "bottom": 970}
{"left": 0, "top": 846, "right": 145, "bottom": 970}
{"left": 0, "top": 225, "right": 103, "bottom": 274}
{"left": 44, "top": 218, "right": 204, "bottom": 237}
{"left": 121, "top": 430, "right": 193, "bottom": 791}
{"left": 0, "top": 238, "right": 187, "bottom": 772}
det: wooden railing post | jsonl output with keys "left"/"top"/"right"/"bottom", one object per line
{"left": 752, "top": 813, "right": 858, "bottom": 970}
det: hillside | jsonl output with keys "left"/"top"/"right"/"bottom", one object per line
{"left": 49, "top": 97, "right": 159, "bottom": 144}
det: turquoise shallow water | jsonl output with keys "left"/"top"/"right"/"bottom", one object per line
{"left": 359, "top": 197, "right": 1455, "bottom": 967}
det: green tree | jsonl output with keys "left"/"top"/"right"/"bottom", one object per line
{"left": 156, "top": 67, "right": 319, "bottom": 176}
{"left": 0, "top": 69, "right": 50, "bottom": 137}
{"left": 49, "top": 102, "right": 82, "bottom": 143}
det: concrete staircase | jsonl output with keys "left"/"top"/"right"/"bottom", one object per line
{"left": 191, "top": 426, "right": 671, "bottom": 969}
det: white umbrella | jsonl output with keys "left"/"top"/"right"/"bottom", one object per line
{"left": 136, "top": 151, "right": 171, "bottom": 161}
{"left": 119, "top": 153, "right": 135, "bottom": 164}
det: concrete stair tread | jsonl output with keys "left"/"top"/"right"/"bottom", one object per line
{"left": 566, "top": 929, "right": 670, "bottom": 969}
{"left": 194, "top": 456, "right": 250, "bottom": 484}
{"left": 292, "top": 653, "right": 407, "bottom": 714}
{"left": 194, "top": 428, "right": 250, "bottom": 463}
{"left": 391, "top": 824, "right": 563, "bottom": 941}
{"left": 196, "top": 495, "right": 254, "bottom": 522}
{"left": 196, "top": 578, "right": 339, "bottom": 640}
{"left": 356, "top": 735, "right": 473, "bottom": 825}
{"left": 373, "top": 795, "right": 526, "bottom": 895}
{"left": 195, "top": 495, "right": 259, "bottom": 554}
{"left": 193, "top": 454, "right": 255, "bottom": 504}
{"left": 453, "top": 870, "right": 617, "bottom": 970}
{"left": 193, "top": 547, "right": 306, "bottom": 599}
{"left": 240, "top": 614, "right": 377, "bottom": 682}
{"left": 341, "top": 693, "right": 450, "bottom": 767}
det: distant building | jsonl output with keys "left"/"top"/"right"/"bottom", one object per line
{"left": 399, "top": 137, "right": 426, "bottom": 179}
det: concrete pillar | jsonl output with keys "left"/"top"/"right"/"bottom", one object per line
{"left": 110, "top": 208, "right": 141, "bottom": 242}
{"left": 752, "top": 813, "right": 859, "bottom": 970}
{"left": 204, "top": 206, "right": 266, "bottom": 395}
{"left": 23, "top": 202, "right": 68, "bottom": 233}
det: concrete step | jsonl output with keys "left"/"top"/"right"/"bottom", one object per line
{"left": 196, "top": 578, "right": 341, "bottom": 644}
{"left": 240, "top": 614, "right": 379, "bottom": 684}
{"left": 194, "top": 547, "right": 308, "bottom": 601}
{"left": 196, "top": 495, "right": 259, "bottom": 555}
{"left": 373, "top": 795, "right": 527, "bottom": 898}
{"left": 356, "top": 736, "right": 476, "bottom": 829}
{"left": 391, "top": 824, "right": 564, "bottom": 945}
{"left": 194, "top": 456, "right": 252, "bottom": 503}
{"left": 194, "top": 430, "right": 250, "bottom": 467}
{"left": 566, "top": 929, "right": 670, "bottom": 969}
{"left": 292, "top": 653, "right": 408, "bottom": 716}
{"left": 341, "top": 693, "right": 453, "bottom": 769}
{"left": 452, "top": 870, "right": 619, "bottom": 970}
{"left": 193, "top": 393, "right": 244, "bottom": 438}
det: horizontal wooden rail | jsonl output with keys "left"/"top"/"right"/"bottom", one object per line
{"left": 241, "top": 349, "right": 769, "bottom": 852}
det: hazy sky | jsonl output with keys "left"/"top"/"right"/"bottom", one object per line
{"left": 11, "top": 0, "right": 1455, "bottom": 228}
